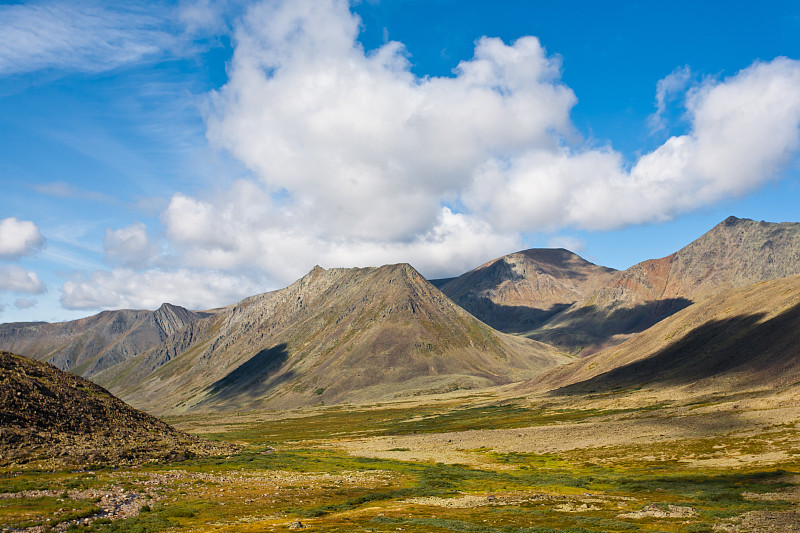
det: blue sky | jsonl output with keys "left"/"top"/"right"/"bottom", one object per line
{"left": 1, "top": 0, "right": 799, "bottom": 323}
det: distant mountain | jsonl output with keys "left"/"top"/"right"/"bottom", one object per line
{"left": 98, "top": 264, "right": 567, "bottom": 413}
{"left": 524, "top": 217, "right": 800, "bottom": 353}
{"left": 0, "top": 303, "right": 212, "bottom": 376}
{"left": 0, "top": 351, "right": 230, "bottom": 467}
{"left": 437, "top": 248, "right": 617, "bottom": 334}
{"left": 522, "top": 273, "right": 800, "bottom": 397}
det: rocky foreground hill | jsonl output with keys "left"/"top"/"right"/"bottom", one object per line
{"left": 0, "top": 351, "right": 232, "bottom": 467}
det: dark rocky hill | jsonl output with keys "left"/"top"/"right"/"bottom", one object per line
{"left": 0, "top": 351, "right": 231, "bottom": 468}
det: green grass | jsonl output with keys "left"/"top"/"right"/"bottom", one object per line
{"left": 192, "top": 401, "right": 671, "bottom": 444}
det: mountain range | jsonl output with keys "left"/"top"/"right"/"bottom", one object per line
{"left": 2, "top": 216, "right": 799, "bottom": 414}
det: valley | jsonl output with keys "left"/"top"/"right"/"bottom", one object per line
{"left": 2, "top": 216, "right": 800, "bottom": 532}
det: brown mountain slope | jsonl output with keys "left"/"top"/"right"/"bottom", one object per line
{"left": 521, "top": 274, "right": 800, "bottom": 397}
{"left": 99, "top": 264, "right": 567, "bottom": 414}
{"left": 0, "top": 351, "right": 230, "bottom": 468}
{"left": 0, "top": 303, "right": 212, "bottom": 377}
{"left": 437, "top": 248, "right": 617, "bottom": 334}
{"left": 528, "top": 217, "right": 800, "bottom": 352}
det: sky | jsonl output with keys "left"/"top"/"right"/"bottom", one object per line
{"left": 1, "top": 0, "right": 799, "bottom": 323}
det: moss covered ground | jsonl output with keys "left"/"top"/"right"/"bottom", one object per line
{"left": 2, "top": 398, "right": 799, "bottom": 532}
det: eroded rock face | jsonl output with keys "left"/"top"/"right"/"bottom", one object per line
{"left": 0, "top": 351, "right": 233, "bottom": 467}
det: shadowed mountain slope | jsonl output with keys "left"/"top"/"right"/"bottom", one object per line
{"left": 437, "top": 248, "right": 617, "bottom": 334}
{"left": 99, "top": 264, "right": 567, "bottom": 414}
{"left": 521, "top": 274, "right": 800, "bottom": 397}
{"left": 0, "top": 351, "right": 230, "bottom": 467}
{"left": 0, "top": 303, "right": 212, "bottom": 377}
{"left": 526, "top": 217, "right": 800, "bottom": 352}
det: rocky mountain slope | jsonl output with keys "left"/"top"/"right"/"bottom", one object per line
{"left": 0, "top": 303, "right": 212, "bottom": 376}
{"left": 97, "top": 264, "right": 567, "bottom": 414}
{"left": 437, "top": 248, "right": 617, "bottom": 334}
{"left": 520, "top": 217, "right": 800, "bottom": 352}
{"left": 0, "top": 351, "right": 231, "bottom": 467}
{"left": 522, "top": 273, "right": 800, "bottom": 397}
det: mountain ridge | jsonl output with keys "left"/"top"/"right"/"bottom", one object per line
{"left": 97, "top": 263, "right": 567, "bottom": 413}
{"left": 0, "top": 303, "right": 213, "bottom": 377}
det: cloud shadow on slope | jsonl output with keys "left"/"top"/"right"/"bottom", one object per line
{"left": 550, "top": 300, "right": 800, "bottom": 396}
{"left": 526, "top": 297, "right": 693, "bottom": 347}
{"left": 201, "top": 343, "right": 294, "bottom": 405}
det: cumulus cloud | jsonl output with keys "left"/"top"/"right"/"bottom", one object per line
{"left": 467, "top": 57, "right": 800, "bottom": 230}
{"left": 0, "top": 218, "right": 45, "bottom": 259}
{"left": 206, "top": 0, "right": 575, "bottom": 242}
{"left": 104, "top": 222, "right": 160, "bottom": 268}
{"left": 60, "top": 268, "right": 265, "bottom": 310}
{"left": 202, "top": 0, "right": 800, "bottom": 256}
{"left": 162, "top": 179, "right": 520, "bottom": 283}
{"left": 55, "top": 0, "right": 800, "bottom": 311}
{"left": 0, "top": 265, "right": 45, "bottom": 294}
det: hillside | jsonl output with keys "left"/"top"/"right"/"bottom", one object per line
{"left": 437, "top": 248, "right": 616, "bottom": 334}
{"left": 525, "top": 217, "right": 800, "bottom": 352}
{"left": 0, "top": 351, "right": 230, "bottom": 467}
{"left": 0, "top": 303, "right": 212, "bottom": 376}
{"left": 97, "top": 264, "right": 567, "bottom": 413}
{"left": 521, "top": 273, "right": 800, "bottom": 397}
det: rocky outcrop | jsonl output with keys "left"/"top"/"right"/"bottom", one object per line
{"left": 0, "top": 351, "right": 232, "bottom": 467}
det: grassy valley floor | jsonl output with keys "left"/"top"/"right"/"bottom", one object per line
{"left": 3, "top": 387, "right": 800, "bottom": 532}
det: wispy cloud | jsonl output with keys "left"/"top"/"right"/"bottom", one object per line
{"left": 0, "top": 2, "right": 180, "bottom": 75}
{"left": 32, "top": 182, "right": 117, "bottom": 204}
{"left": 648, "top": 65, "right": 692, "bottom": 132}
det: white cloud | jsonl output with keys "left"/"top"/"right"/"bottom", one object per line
{"left": 649, "top": 65, "right": 692, "bottom": 132}
{"left": 467, "top": 57, "right": 800, "bottom": 231}
{"left": 161, "top": 179, "right": 520, "bottom": 283}
{"left": 0, "top": 2, "right": 179, "bottom": 75}
{"left": 104, "top": 222, "right": 160, "bottom": 268}
{"left": 203, "top": 0, "right": 800, "bottom": 250}
{"left": 14, "top": 298, "right": 37, "bottom": 310}
{"left": 60, "top": 268, "right": 265, "bottom": 310}
{"left": 206, "top": 0, "right": 576, "bottom": 242}
{"left": 43, "top": 0, "right": 800, "bottom": 313}
{"left": 0, "top": 265, "right": 46, "bottom": 294}
{"left": 0, "top": 218, "right": 45, "bottom": 259}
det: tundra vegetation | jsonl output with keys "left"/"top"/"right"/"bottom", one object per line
{"left": 3, "top": 388, "right": 799, "bottom": 533}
